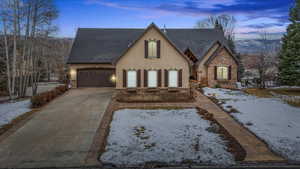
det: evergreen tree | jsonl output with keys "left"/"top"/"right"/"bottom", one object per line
{"left": 279, "top": 0, "right": 300, "bottom": 85}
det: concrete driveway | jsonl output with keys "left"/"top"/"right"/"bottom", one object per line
{"left": 0, "top": 88, "right": 114, "bottom": 168}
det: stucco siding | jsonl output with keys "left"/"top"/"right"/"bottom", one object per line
{"left": 116, "top": 27, "right": 190, "bottom": 89}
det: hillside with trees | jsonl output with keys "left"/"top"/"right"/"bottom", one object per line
{"left": 0, "top": 0, "right": 72, "bottom": 99}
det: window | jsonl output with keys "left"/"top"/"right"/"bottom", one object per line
{"left": 168, "top": 70, "right": 178, "bottom": 87}
{"left": 148, "top": 70, "right": 157, "bottom": 87}
{"left": 217, "top": 66, "right": 228, "bottom": 80}
{"left": 127, "top": 70, "right": 137, "bottom": 88}
{"left": 148, "top": 40, "right": 157, "bottom": 58}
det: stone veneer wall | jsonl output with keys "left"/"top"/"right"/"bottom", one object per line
{"left": 207, "top": 48, "right": 238, "bottom": 88}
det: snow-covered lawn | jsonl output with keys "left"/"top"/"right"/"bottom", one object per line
{"left": 203, "top": 87, "right": 300, "bottom": 162}
{"left": 0, "top": 100, "right": 31, "bottom": 127}
{"left": 100, "top": 108, "right": 235, "bottom": 166}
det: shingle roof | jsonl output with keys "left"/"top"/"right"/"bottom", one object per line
{"left": 67, "top": 27, "right": 228, "bottom": 64}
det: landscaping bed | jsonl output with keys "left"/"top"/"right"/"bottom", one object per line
{"left": 116, "top": 91, "right": 194, "bottom": 103}
{"left": 99, "top": 108, "right": 244, "bottom": 167}
{"left": 203, "top": 87, "right": 300, "bottom": 162}
{"left": 31, "top": 85, "right": 68, "bottom": 108}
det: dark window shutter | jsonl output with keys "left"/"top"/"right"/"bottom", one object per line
{"left": 164, "top": 69, "right": 168, "bottom": 87}
{"left": 144, "top": 70, "right": 148, "bottom": 87}
{"left": 123, "top": 70, "right": 127, "bottom": 88}
{"left": 178, "top": 69, "right": 182, "bottom": 87}
{"left": 228, "top": 66, "right": 232, "bottom": 80}
{"left": 158, "top": 69, "right": 162, "bottom": 87}
{"left": 214, "top": 66, "right": 217, "bottom": 80}
{"left": 145, "top": 40, "right": 148, "bottom": 58}
{"left": 137, "top": 70, "right": 141, "bottom": 87}
{"left": 157, "top": 40, "right": 161, "bottom": 58}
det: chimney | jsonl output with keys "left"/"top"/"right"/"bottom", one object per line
{"left": 163, "top": 24, "right": 167, "bottom": 34}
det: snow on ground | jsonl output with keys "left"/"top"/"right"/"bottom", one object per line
{"left": 203, "top": 87, "right": 300, "bottom": 162}
{"left": 0, "top": 100, "right": 31, "bottom": 127}
{"left": 100, "top": 108, "right": 235, "bottom": 166}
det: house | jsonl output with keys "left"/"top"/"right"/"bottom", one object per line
{"left": 67, "top": 23, "right": 238, "bottom": 91}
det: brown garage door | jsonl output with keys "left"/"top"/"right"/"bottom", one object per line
{"left": 77, "top": 68, "right": 115, "bottom": 87}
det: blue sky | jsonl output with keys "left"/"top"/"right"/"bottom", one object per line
{"left": 54, "top": 0, "right": 295, "bottom": 39}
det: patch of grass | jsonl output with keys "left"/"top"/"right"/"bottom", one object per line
{"left": 245, "top": 122, "right": 253, "bottom": 126}
{"left": 244, "top": 88, "right": 300, "bottom": 107}
{"left": 285, "top": 101, "right": 300, "bottom": 107}
{"left": 269, "top": 88, "right": 300, "bottom": 96}
{"left": 144, "top": 143, "right": 156, "bottom": 149}
{"left": 245, "top": 88, "right": 300, "bottom": 98}
{"left": 193, "top": 137, "right": 200, "bottom": 152}
{"left": 229, "top": 107, "right": 240, "bottom": 114}
{"left": 243, "top": 88, "right": 273, "bottom": 98}
{"left": 133, "top": 126, "right": 146, "bottom": 137}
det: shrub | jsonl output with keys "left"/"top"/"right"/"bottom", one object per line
{"left": 56, "top": 85, "right": 67, "bottom": 94}
{"left": 214, "top": 84, "right": 221, "bottom": 88}
{"left": 31, "top": 85, "right": 68, "bottom": 108}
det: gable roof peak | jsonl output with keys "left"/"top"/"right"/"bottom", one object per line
{"left": 113, "top": 22, "right": 192, "bottom": 66}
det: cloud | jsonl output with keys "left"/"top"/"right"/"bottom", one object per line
{"left": 86, "top": 0, "right": 293, "bottom": 38}
{"left": 86, "top": 0, "right": 146, "bottom": 11}
{"left": 246, "top": 23, "right": 286, "bottom": 29}
{"left": 87, "top": 0, "right": 293, "bottom": 22}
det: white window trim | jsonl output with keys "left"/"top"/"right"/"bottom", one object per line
{"left": 168, "top": 70, "right": 178, "bottom": 88}
{"left": 148, "top": 70, "right": 158, "bottom": 88}
{"left": 127, "top": 70, "right": 137, "bottom": 88}
{"left": 217, "top": 66, "right": 229, "bottom": 80}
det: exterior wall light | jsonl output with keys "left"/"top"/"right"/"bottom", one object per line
{"left": 70, "top": 69, "right": 76, "bottom": 80}
{"left": 111, "top": 74, "right": 116, "bottom": 82}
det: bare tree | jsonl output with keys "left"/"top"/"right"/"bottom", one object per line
{"left": 0, "top": 0, "right": 58, "bottom": 99}
{"left": 250, "top": 31, "right": 279, "bottom": 88}
{"left": 195, "top": 14, "right": 246, "bottom": 80}
{"left": 195, "top": 14, "right": 236, "bottom": 52}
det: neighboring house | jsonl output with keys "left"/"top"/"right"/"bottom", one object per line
{"left": 67, "top": 23, "right": 238, "bottom": 91}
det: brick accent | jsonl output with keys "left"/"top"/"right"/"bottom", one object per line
{"left": 207, "top": 48, "right": 238, "bottom": 88}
